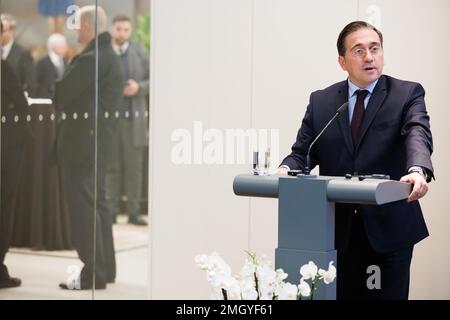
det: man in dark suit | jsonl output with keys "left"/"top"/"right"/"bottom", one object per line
{"left": 278, "top": 21, "right": 433, "bottom": 300}
{"left": 108, "top": 15, "right": 149, "bottom": 226}
{"left": 1, "top": 21, "right": 33, "bottom": 288}
{"left": 0, "top": 13, "right": 34, "bottom": 93}
{"left": 32, "top": 33, "right": 68, "bottom": 99}
{"left": 55, "top": 5, "right": 123, "bottom": 290}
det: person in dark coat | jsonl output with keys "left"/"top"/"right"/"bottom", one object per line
{"left": 278, "top": 21, "right": 433, "bottom": 300}
{"left": 0, "top": 13, "right": 34, "bottom": 94}
{"left": 108, "top": 14, "right": 149, "bottom": 226}
{"left": 33, "top": 33, "right": 68, "bottom": 99}
{"left": 54, "top": 5, "right": 123, "bottom": 290}
{"left": 0, "top": 22, "right": 33, "bottom": 288}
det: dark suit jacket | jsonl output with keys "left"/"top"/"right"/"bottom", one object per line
{"left": 32, "top": 55, "right": 61, "bottom": 99}
{"left": 1, "top": 60, "right": 33, "bottom": 216}
{"left": 54, "top": 32, "right": 124, "bottom": 169}
{"left": 5, "top": 41, "right": 34, "bottom": 93}
{"left": 281, "top": 75, "right": 434, "bottom": 253}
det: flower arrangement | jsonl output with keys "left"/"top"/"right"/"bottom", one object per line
{"left": 195, "top": 251, "right": 336, "bottom": 300}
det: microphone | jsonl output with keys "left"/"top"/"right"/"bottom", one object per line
{"left": 304, "top": 102, "right": 349, "bottom": 175}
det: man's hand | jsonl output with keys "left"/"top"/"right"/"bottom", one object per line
{"left": 123, "top": 79, "right": 140, "bottom": 96}
{"left": 277, "top": 167, "right": 289, "bottom": 175}
{"left": 400, "top": 172, "right": 429, "bottom": 202}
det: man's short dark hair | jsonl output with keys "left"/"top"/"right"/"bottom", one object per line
{"left": 337, "top": 21, "right": 383, "bottom": 56}
{"left": 112, "top": 14, "right": 132, "bottom": 25}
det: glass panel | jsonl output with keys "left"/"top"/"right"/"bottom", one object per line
{"left": 0, "top": 0, "right": 150, "bottom": 300}
{"left": 94, "top": 0, "right": 150, "bottom": 299}
{"left": 0, "top": 0, "right": 96, "bottom": 299}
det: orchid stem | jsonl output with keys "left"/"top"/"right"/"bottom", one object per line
{"left": 222, "top": 288, "right": 228, "bottom": 300}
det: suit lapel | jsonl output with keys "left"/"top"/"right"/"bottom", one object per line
{"left": 336, "top": 81, "right": 354, "bottom": 156}
{"left": 45, "top": 56, "right": 58, "bottom": 79}
{"left": 355, "top": 75, "right": 388, "bottom": 150}
{"left": 127, "top": 44, "right": 135, "bottom": 78}
{"left": 6, "top": 43, "right": 19, "bottom": 69}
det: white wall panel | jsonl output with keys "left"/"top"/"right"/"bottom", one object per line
{"left": 150, "top": 0, "right": 253, "bottom": 299}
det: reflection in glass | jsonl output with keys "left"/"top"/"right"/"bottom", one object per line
{"left": 55, "top": 4, "right": 120, "bottom": 291}
{"left": 0, "top": 51, "right": 33, "bottom": 290}
{"left": 0, "top": 0, "right": 150, "bottom": 300}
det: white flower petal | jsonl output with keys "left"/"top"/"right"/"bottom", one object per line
{"left": 298, "top": 279, "right": 311, "bottom": 298}
{"left": 299, "top": 261, "right": 318, "bottom": 280}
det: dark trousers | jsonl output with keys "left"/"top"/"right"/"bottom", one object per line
{"left": 106, "top": 119, "right": 144, "bottom": 219}
{"left": 62, "top": 166, "right": 116, "bottom": 286}
{"left": 337, "top": 212, "right": 413, "bottom": 300}
{"left": 0, "top": 142, "right": 26, "bottom": 276}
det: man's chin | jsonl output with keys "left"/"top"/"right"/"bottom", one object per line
{"left": 364, "top": 74, "right": 381, "bottom": 84}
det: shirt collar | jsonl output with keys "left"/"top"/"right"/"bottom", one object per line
{"left": 48, "top": 50, "right": 63, "bottom": 66}
{"left": 1, "top": 39, "right": 14, "bottom": 60}
{"left": 112, "top": 41, "right": 129, "bottom": 55}
{"left": 348, "top": 78, "right": 379, "bottom": 98}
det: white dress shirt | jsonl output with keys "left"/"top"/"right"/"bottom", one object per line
{"left": 1, "top": 39, "right": 14, "bottom": 60}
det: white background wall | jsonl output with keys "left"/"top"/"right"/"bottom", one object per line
{"left": 149, "top": 0, "right": 450, "bottom": 299}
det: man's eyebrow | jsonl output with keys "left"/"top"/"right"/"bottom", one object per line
{"left": 349, "top": 41, "right": 381, "bottom": 51}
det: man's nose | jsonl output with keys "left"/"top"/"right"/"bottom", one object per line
{"left": 364, "top": 49, "right": 374, "bottom": 62}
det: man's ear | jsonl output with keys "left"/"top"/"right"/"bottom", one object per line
{"left": 338, "top": 56, "right": 347, "bottom": 71}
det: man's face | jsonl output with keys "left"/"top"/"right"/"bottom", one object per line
{"left": 338, "top": 28, "right": 384, "bottom": 88}
{"left": 110, "top": 21, "right": 132, "bottom": 46}
{"left": 0, "top": 20, "right": 14, "bottom": 46}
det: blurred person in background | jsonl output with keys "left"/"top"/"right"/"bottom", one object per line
{"left": 33, "top": 33, "right": 68, "bottom": 99}
{"left": 0, "top": 13, "right": 34, "bottom": 94}
{"left": 55, "top": 5, "right": 123, "bottom": 290}
{"left": 0, "top": 21, "right": 33, "bottom": 289}
{"left": 107, "top": 14, "right": 149, "bottom": 226}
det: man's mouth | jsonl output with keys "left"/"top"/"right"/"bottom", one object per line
{"left": 364, "top": 66, "right": 376, "bottom": 71}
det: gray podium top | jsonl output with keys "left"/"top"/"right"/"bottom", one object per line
{"left": 233, "top": 174, "right": 412, "bottom": 205}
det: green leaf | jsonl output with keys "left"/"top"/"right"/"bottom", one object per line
{"left": 132, "top": 15, "right": 150, "bottom": 50}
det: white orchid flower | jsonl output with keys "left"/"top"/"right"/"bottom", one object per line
{"left": 299, "top": 261, "right": 318, "bottom": 280}
{"left": 197, "top": 252, "right": 336, "bottom": 300}
{"left": 259, "top": 255, "right": 272, "bottom": 268}
{"left": 211, "top": 274, "right": 233, "bottom": 289}
{"left": 195, "top": 252, "right": 233, "bottom": 283}
{"left": 275, "top": 269, "right": 288, "bottom": 283}
{"left": 318, "top": 261, "right": 337, "bottom": 284}
{"left": 210, "top": 287, "right": 224, "bottom": 300}
{"left": 298, "top": 279, "right": 311, "bottom": 298}
{"left": 239, "top": 259, "right": 256, "bottom": 279}
{"left": 225, "top": 278, "right": 242, "bottom": 300}
{"left": 240, "top": 281, "right": 258, "bottom": 300}
{"left": 256, "top": 264, "right": 277, "bottom": 282}
{"left": 258, "top": 284, "right": 275, "bottom": 300}
{"left": 194, "top": 254, "right": 208, "bottom": 269}
{"left": 256, "top": 264, "right": 277, "bottom": 299}
{"left": 208, "top": 253, "right": 232, "bottom": 275}
{"left": 276, "top": 282, "right": 298, "bottom": 300}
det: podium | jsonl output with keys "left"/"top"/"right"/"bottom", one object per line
{"left": 233, "top": 174, "right": 412, "bottom": 299}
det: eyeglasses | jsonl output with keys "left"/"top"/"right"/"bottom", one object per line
{"left": 350, "top": 45, "right": 382, "bottom": 58}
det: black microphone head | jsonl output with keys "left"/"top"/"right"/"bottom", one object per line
{"left": 336, "top": 102, "right": 349, "bottom": 114}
